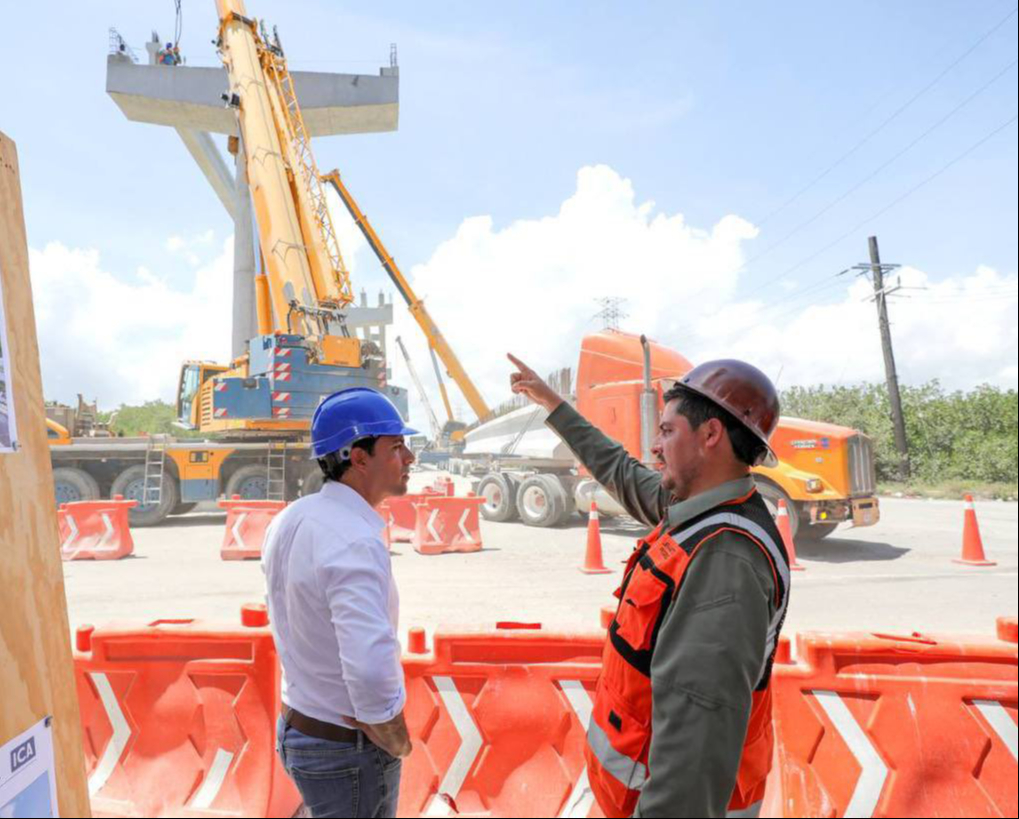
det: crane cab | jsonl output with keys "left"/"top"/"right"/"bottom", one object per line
{"left": 176, "top": 361, "right": 229, "bottom": 430}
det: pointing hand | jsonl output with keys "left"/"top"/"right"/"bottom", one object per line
{"left": 507, "top": 354, "right": 565, "bottom": 413}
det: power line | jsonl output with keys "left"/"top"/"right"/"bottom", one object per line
{"left": 742, "top": 58, "right": 1018, "bottom": 269}
{"left": 755, "top": 4, "right": 1018, "bottom": 228}
{"left": 741, "top": 112, "right": 1019, "bottom": 302}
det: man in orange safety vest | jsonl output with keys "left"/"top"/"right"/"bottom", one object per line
{"left": 509, "top": 354, "right": 791, "bottom": 818}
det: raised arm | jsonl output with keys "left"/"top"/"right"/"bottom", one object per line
{"left": 508, "top": 354, "right": 671, "bottom": 527}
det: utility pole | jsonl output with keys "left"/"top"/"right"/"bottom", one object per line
{"left": 860, "top": 236, "right": 911, "bottom": 481}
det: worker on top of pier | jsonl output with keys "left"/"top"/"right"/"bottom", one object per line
{"left": 158, "top": 43, "right": 177, "bottom": 65}
{"left": 509, "top": 354, "right": 790, "bottom": 819}
{"left": 262, "top": 387, "right": 417, "bottom": 818}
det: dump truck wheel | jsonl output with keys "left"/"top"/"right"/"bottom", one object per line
{"left": 301, "top": 467, "right": 324, "bottom": 497}
{"left": 755, "top": 479, "right": 799, "bottom": 541}
{"left": 516, "top": 474, "right": 566, "bottom": 528}
{"left": 800, "top": 522, "right": 839, "bottom": 541}
{"left": 53, "top": 467, "right": 101, "bottom": 505}
{"left": 478, "top": 473, "right": 519, "bottom": 522}
{"left": 111, "top": 464, "right": 178, "bottom": 527}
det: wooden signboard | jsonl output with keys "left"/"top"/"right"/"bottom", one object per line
{"left": 0, "top": 131, "right": 91, "bottom": 816}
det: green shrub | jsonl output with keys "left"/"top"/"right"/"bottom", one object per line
{"left": 782, "top": 382, "right": 1018, "bottom": 484}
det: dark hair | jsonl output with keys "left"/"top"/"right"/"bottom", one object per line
{"left": 662, "top": 384, "right": 767, "bottom": 467}
{"left": 318, "top": 436, "right": 379, "bottom": 482}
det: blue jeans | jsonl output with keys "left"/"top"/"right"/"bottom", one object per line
{"left": 276, "top": 717, "right": 402, "bottom": 818}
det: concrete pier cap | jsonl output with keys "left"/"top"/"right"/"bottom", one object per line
{"left": 106, "top": 54, "right": 399, "bottom": 138}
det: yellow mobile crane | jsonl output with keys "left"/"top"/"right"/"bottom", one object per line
{"left": 178, "top": 0, "right": 488, "bottom": 438}
{"left": 323, "top": 171, "right": 491, "bottom": 425}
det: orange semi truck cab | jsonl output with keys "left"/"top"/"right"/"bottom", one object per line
{"left": 575, "top": 332, "right": 879, "bottom": 540}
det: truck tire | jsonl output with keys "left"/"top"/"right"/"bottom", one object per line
{"left": 516, "top": 474, "right": 567, "bottom": 528}
{"left": 556, "top": 480, "right": 577, "bottom": 525}
{"left": 755, "top": 479, "right": 800, "bottom": 541}
{"left": 800, "top": 522, "right": 840, "bottom": 541}
{"left": 111, "top": 464, "right": 179, "bottom": 527}
{"left": 477, "top": 473, "right": 519, "bottom": 522}
{"left": 225, "top": 464, "right": 270, "bottom": 500}
{"left": 301, "top": 467, "right": 325, "bottom": 497}
{"left": 53, "top": 467, "right": 101, "bottom": 505}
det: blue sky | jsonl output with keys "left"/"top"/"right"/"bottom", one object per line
{"left": 3, "top": 0, "right": 1017, "bottom": 413}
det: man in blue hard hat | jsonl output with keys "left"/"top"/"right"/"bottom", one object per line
{"left": 262, "top": 387, "right": 417, "bottom": 819}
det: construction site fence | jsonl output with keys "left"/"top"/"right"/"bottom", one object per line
{"left": 74, "top": 611, "right": 1017, "bottom": 818}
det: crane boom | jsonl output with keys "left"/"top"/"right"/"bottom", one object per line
{"left": 428, "top": 345, "right": 456, "bottom": 423}
{"left": 322, "top": 170, "right": 492, "bottom": 421}
{"left": 216, "top": 0, "right": 353, "bottom": 345}
{"left": 395, "top": 337, "right": 441, "bottom": 440}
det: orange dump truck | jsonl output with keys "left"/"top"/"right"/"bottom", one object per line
{"left": 465, "top": 332, "right": 879, "bottom": 540}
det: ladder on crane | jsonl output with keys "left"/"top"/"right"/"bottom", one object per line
{"left": 142, "top": 435, "right": 168, "bottom": 508}
{"left": 267, "top": 443, "right": 287, "bottom": 502}
{"left": 259, "top": 25, "right": 353, "bottom": 306}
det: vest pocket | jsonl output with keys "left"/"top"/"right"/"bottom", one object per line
{"left": 614, "top": 569, "right": 668, "bottom": 651}
{"left": 588, "top": 679, "right": 650, "bottom": 813}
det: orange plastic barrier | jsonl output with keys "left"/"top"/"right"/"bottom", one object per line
{"left": 399, "top": 624, "right": 606, "bottom": 818}
{"left": 59, "top": 496, "right": 138, "bottom": 561}
{"left": 380, "top": 481, "right": 452, "bottom": 543}
{"left": 75, "top": 604, "right": 300, "bottom": 818}
{"left": 412, "top": 495, "right": 485, "bottom": 555}
{"left": 769, "top": 623, "right": 1018, "bottom": 818}
{"left": 218, "top": 496, "right": 287, "bottom": 560}
{"left": 432, "top": 475, "right": 456, "bottom": 497}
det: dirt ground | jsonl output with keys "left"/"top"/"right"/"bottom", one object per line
{"left": 61, "top": 472, "right": 1018, "bottom": 647}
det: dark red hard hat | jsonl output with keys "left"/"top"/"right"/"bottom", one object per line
{"left": 676, "top": 359, "right": 780, "bottom": 467}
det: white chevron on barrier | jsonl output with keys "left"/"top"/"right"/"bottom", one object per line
{"left": 61, "top": 511, "right": 117, "bottom": 559}
{"left": 88, "top": 673, "right": 133, "bottom": 797}
{"left": 230, "top": 512, "right": 249, "bottom": 551}
{"left": 558, "top": 680, "right": 596, "bottom": 818}
{"left": 190, "top": 747, "right": 236, "bottom": 810}
{"left": 97, "top": 513, "right": 115, "bottom": 551}
{"left": 423, "top": 676, "right": 484, "bottom": 817}
{"left": 811, "top": 690, "right": 889, "bottom": 818}
{"left": 426, "top": 509, "right": 442, "bottom": 543}
{"left": 457, "top": 509, "right": 473, "bottom": 542}
{"left": 973, "top": 700, "right": 1018, "bottom": 761}
{"left": 61, "top": 513, "right": 81, "bottom": 554}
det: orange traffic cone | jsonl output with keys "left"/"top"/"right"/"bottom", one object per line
{"left": 953, "top": 495, "right": 996, "bottom": 567}
{"left": 581, "top": 501, "right": 612, "bottom": 575}
{"left": 776, "top": 500, "right": 806, "bottom": 572}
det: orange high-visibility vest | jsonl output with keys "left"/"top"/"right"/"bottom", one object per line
{"left": 585, "top": 489, "right": 790, "bottom": 818}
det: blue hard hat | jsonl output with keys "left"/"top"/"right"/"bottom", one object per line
{"left": 310, "top": 387, "right": 418, "bottom": 460}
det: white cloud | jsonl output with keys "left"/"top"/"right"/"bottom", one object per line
{"left": 708, "top": 264, "right": 1019, "bottom": 391}
{"left": 32, "top": 165, "right": 1017, "bottom": 429}
{"left": 30, "top": 240, "right": 233, "bottom": 408}
{"left": 372, "top": 165, "right": 1017, "bottom": 430}
{"left": 384, "top": 164, "right": 760, "bottom": 426}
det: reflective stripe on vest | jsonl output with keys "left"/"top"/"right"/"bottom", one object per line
{"left": 584, "top": 496, "right": 789, "bottom": 818}
{"left": 587, "top": 717, "right": 649, "bottom": 791}
{"left": 727, "top": 800, "right": 764, "bottom": 819}
{"left": 670, "top": 512, "right": 790, "bottom": 687}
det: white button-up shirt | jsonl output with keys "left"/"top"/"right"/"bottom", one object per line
{"left": 262, "top": 481, "right": 405, "bottom": 726}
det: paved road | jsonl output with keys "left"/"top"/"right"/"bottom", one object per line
{"left": 61, "top": 477, "right": 1017, "bottom": 646}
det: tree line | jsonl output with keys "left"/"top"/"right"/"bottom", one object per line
{"left": 781, "top": 382, "right": 1018, "bottom": 486}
